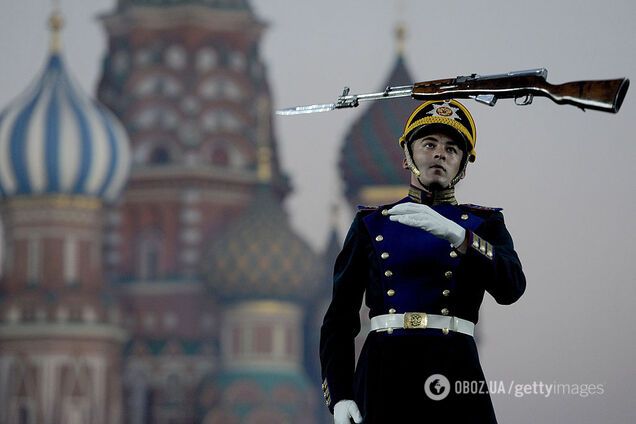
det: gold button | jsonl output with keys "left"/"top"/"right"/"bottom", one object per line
{"left": 387, "top": 289, "right": 395, "bottom": 296}
{"left": 444, "top": 271, "right": 453, "bottom": 279}
{"left": 387, "top": 328, "right": 394, "bottom": 334}
{"left": 389, "top": 308, "right": 396, "bottom": 314}
{"left": 461, "top": 214, "right": 469, "bottom": 220}
{"left": 381, "top": 252, "right": 389, "bottom": 259}
{"left": 381, "top": 209, "right": 389, "bottom": 216}
{"left": 442, "top": 289, "right": 450, "bottom": 297}
{"left": 385, "top": 270, "right": 393, "bottom": 277}
{"left": 449, "top": 251, "right": 458, "bottom": 258}
{"left": 442, "top": 328, "right": 449, "bottom": 335}
{"left": 375, "top": 235, "right": 384, "bottom": 242}
{"left": 441, "top": 308, "right": 449, "bottom": 315}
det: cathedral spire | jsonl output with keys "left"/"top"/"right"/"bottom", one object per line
{"left": 395, "top": 0, "right": 406, "bottom": 55}
{"left": 48, "top": 0, "right": 64, "bottom": 53}
{"left": 395, "top": 22, "right": 406, "bottom": 56}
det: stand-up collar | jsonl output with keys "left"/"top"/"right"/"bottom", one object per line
{"left": 408, "top": 185, "right": 457, "bottom": 206}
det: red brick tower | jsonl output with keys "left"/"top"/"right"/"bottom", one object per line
{"left": 96, "top": 1, "right": 290, "bottom": 422}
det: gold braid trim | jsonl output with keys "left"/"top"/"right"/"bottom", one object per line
{"left": 408, "top": 186, "right": 457, "bottom": 205}
{"left": 432, "top": 188, "right": 457, "bottom": 205}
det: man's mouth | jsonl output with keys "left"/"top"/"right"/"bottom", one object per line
{"left": 430, "top": 165, "right": 446, "bottom": 172}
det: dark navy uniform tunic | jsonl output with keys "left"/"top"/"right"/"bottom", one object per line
{"left": 320, "top": 190, "right": 526, "bottom": 423}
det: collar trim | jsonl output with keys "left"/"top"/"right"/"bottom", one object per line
{"left": 408, "top": 185, "right": 457, "bottom": 205}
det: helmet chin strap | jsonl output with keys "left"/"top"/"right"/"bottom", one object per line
{"left": 403, "top": 142, "right": 421, "bottom": 177}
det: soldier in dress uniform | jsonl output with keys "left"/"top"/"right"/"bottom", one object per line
{"left": 320, "top": 99, "right": 526, "bottom": 423}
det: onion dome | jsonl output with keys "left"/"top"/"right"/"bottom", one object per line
{"left": 0, "top": 12, "right": 130, "bottom": 202}
{"left": 339, "top": 53, "right": 418, "bottom": 206}
{"left": 203, "top": 184, "right": 322, "bottom": 301}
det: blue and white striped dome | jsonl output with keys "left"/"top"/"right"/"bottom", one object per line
{"left": 0, "top": 53, "right": 130, "bottom": 202}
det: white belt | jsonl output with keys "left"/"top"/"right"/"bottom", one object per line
{"left": 370, "top": 312, "right": 475, "bottom": 337}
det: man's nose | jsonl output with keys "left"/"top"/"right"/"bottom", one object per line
{"left": 433, "top": 146, "right": 446, "bottom": 159}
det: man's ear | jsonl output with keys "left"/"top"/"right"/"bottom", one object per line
{"left": 402, "top": 157, "right": 409, "bottom": 170}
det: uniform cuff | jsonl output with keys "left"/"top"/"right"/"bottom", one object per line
{"left": 321, "top": 379, "right": 333, "bottom": 410}
{"left": 321, "top": 378, "right": 353, "bottom": 414}
{"left": 467, "top": 231, "right": 494, "bottom": 260}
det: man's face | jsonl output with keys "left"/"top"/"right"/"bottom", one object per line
{"left": 406, "top": 132, "right": 465, "bottom": 189}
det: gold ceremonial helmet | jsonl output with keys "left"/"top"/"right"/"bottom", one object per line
{"left": 398, "top": 99, "right": 477, "bottom": 187}
{"left": 399, "top": 99, "right": 477, "bottom": 163}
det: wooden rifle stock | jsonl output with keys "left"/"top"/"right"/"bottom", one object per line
{"left": 412, "top": 75, "right": 630, "bottom": 113}
{"left": 541, "top": 78, "right": 629, "bottom": 113}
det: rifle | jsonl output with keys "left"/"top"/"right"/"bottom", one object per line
{"left": 276, "top": 68, "right": 629, "bottom": 115}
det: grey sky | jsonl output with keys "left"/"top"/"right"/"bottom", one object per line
{"left": 1, "top": 1, "right": 635, "bottom": 422}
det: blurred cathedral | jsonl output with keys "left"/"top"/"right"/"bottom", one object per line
{"left": 0, "top": 1, "right": 417, "bottom": 423}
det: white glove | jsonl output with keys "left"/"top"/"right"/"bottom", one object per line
{"left": 334, "top": 400, "right": 363, "bottom": 424}
{"left": 387, "top": 202, "right": 466, "bottom": 247}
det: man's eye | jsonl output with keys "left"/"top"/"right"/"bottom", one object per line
{"left": 447, "top": 147, "right": 457, "bottom": 154}
{"left": 424, "top": 142, "right": 435, "bottom": 148}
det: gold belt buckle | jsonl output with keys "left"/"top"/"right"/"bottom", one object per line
{"left": 403, "top": 312, "right": 428, "bottom": 329}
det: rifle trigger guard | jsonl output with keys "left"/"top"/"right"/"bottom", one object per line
{"left": 514, "top": 94, "right": 534, "bottom": 106}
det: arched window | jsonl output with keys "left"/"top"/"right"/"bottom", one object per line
{"left": 10, "top": 359, "right": 37, "bottom": 424}
{"left": 165, "top": 45, "right": 186, "bottom": 70}
{"left": 112, "top": 50, "right": 130, "bottom": 75}
{"left": 149, "top": 147, "right": 171, "bottom": 165}
{"left": 135, "top": 74, "right": 183, "bottom": 98}
{"left": 201, "top": 109, "right": 242, "bottom": 133}
{"left": 135, "top": 49, "right": 153, "bottom": 67}
{"left": 211, "top": 145, "right": 229, "bottom": 166}
{"left": 229, "top": 51, "right": 246, "bottom": 71}
{"left": 60, "top": 361, "right": 92, "bottom": 424}
{"left": 196, "top": 47, "right": 218, "bottom": 73}
{"left": 27, "top": 237, "right": 40, "bottom": 286}
{"left": 207, "top": 141, "right": 247, "bottom": 169}
{"left": 221, "top": 79, "right": 243, "bottom": 101}
{"left": 161, "top": 76, "right": 182, "bottom": 97}
{"left": 253, "top": 325, "right": 273, "bottom": 354}
{"left": 134, "top": 139, "right": 181, "bottom": 166}
{"left": 137, "top": 231, "right": 163, "bottom": 280}
{"left": 199, "top": 76, "right": 243, "bottom": 101}
{"left": 135, "top": 106, "right": 179, "bottom": 130}
{"left": 134, "top": 75, "right": 159, "bottom": 97}
{"left": 218, "top": 110, "right": 241, "bottom": 132}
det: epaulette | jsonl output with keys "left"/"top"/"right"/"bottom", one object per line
{"left": 460, "top": 203, "right": 503, "bottom": 213}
